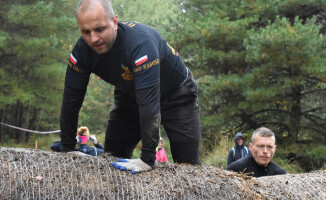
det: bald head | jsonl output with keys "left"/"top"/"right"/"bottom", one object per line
{"left": 76, "top": 0, "right": 114, "bottom": 19}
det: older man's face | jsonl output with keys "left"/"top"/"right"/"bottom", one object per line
{"left": 249, "top": 135, "right": 276, "bottom": 167}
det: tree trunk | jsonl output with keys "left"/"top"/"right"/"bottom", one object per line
{"left": 25, "top": 108, "right": 40, "bottom": 143}
{"left": 288, "top": 85, "right": 302, "bottom": 142}
{"left": 15, "top": 101, "right": 24, "bottom": 143}
{"left": 5, "top": 104, "right": 12, "bottom": 140}
{"left": 0, "top": 109, "right": 4, "bottom": 143}
{"left": 240, "top": 112, "right": 259, "bottom": 130}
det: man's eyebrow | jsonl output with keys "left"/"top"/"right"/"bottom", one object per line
{"left": 80, "top": 28, "right": 90, "bottom": 32}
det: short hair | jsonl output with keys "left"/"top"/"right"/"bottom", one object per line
{"left": 76, "top": 0, "right": 114, "bottom": 19}
{"left": 251, "top": 127, "right": 275, "bottom": 144}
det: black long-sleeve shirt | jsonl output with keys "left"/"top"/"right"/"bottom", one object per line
{"left": 60, "top": 22, "right": 188, "bottom": 166}
{"left": 226, "top": 154, "right": 287, "bottom": 177}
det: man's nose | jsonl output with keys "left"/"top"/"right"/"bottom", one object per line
{"left": 262, "top": 147, "right": 268, "bottom": 153}
{"left": 90, "top": 32, "right": 99, "bottom": 43}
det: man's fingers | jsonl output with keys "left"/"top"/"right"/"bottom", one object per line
{"left": 112, "top": 158, "right": 152, "bottom": 174}
{"left": 112, "top": 161, "right": 130, "bottom": 170}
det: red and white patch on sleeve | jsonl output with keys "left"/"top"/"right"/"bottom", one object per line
{"left": 135, "top": 55, "right": 148, "bottom": 66}
{"left": 69, "top": 53, "right": 77, "bottom": 65}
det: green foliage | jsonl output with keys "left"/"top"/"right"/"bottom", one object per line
{"left": 166, "top": 0, "right": 326, "bottom": 154}
{"left": 242, "top": 16, "right": 326, "bottom": 141}
{"left": 1, "top": 0, "right": 325, "bottom": 172}
{"left": 201, "top": 135, "right": 234, "bottom": 168}
{"left": 78, "top": 75, "right": 114, "bottom": 133}
{"left": 112, "top": 0, "right": 179, "bottom": 25}
{"left": 272, "top": 157, "right": 303, "bottom": 174}
{"left": 112, "top": 0, "right": 180, "bottom": 38}
{"left": 0, "top": 133, "right": 59, "bottom": 151}
{"left": 0, "top": 0, "right": 79, "bottom": 142}
{"left": 277, "top": 143, "right": 326, "bottom": 172}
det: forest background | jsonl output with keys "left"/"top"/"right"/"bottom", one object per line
{"left": 0, "top": 0, "right": 325, "bottom": 173}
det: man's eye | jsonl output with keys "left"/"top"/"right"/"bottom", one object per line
{"left": 82, "top": 30, "right": 90, "bottom": 35}
{"left": 96, "top": 28, "right": 104, "bottom": 32}
{"left": 257, "top": 145, "right": 274, "bottom": 149}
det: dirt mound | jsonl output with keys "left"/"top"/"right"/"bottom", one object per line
{"left": 0, "top": 147, "right": 325, "bottom": 199}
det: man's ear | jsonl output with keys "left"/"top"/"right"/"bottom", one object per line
{"left": 249, "top": 143, "right": 253, "bottom": 151}
{"left": 113, "top": 15, "right": 118, "bottom": 30}
{"left": 274, "top": 145, "right": 277, "bottom": 151}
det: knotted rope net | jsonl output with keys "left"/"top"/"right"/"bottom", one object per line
{"left": 0, "top": 147, "right": 325, "bottom": 199}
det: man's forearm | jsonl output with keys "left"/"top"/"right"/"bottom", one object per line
{"left": 60, "top": 85, "right": 86, "bottom": 152}
{"left": 136, "top": 84, "right": 161, "bottom": 167}
{"left": 139, "top": 113, "right": 161, "bottom": 167}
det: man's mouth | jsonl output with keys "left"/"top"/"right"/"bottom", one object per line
{"left": 93, "top": 43, "right": 104, "bottom": 49}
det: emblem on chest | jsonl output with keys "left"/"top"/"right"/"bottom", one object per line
{"left": 121, "top": 64, "right": 134, "bottom": 81}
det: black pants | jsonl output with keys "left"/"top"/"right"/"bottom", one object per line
{"left": 105, "top": 71, "right": 201, "bottom": 164}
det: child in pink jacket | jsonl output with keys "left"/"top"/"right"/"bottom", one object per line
{"left": 156, "top": 137, "right": 169, "bottom": 163}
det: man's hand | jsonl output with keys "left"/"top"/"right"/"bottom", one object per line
{"left": 112, "top": 158, "right": 152, "bottom": 174}
{"left": 89, "top": 135, "right": 98, "bottom": 144}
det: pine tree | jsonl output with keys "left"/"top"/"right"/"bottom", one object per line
{"left": 0, "top": 0, "right": 79, "bottom": 142}
{"left": 165, "top": 0, "right": 326, "bottom": 149}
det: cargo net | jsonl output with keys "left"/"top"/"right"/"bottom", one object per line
{"left": 0, "top": 147, "right": 325, "bottom": 200}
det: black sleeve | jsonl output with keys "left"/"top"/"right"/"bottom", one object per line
{"left": 226, "top": 157, "right": 246, "bottom": 172}
{"left": 135, "top": 83, "right": 161, "bottom": 167}
{"left": 60, "top": 39, "right": 90, "bottom": 152}
{"left": 95, "top": 143, "right": 104, "bottom": 150}
{"left": 60, "top": 85, "right": 87, "bottom": 152}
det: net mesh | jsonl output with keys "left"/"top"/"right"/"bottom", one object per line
{"left": 0, "top": 147, "right": 325, "bottom": 199}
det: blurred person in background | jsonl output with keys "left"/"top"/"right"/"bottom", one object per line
{"left": 227, "top": 132, "right": 250, "bottom": 166}
{"left": 156, "top": 137, "right": 169, "bottom": 163}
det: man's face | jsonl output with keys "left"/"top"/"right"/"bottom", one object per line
{"left": 236, "top": 138, "right": 244, "bottom": 146}
{"left": 249, "top": 135, "right": 276, "bottom": 167}
{"left": 77, "top": 4, "right": 118, "bottom": 54}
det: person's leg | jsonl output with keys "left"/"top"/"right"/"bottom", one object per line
{"left": 104, "top": 88, "right": 141, "bottom": 158}
{"left": 162, "top": 105, "right": 201, "bottom": 164}
{"left": 170, "top": 141, "right": 200, "bottom": 164}
{"left": 161, "top": 70, "right": 201, "bottom": 164}
{"left": 105, "top": 118, "right": 141, "bottom": 158}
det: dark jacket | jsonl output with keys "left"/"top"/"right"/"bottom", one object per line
{"left": 78, "top": 143, "right": 104, "bottom": 156}
{"left": 51, "top": 141, "right": 104, "bottom": 156}
{"left": 226, "top": 154, "right": 287, "bottom": 177}
{"left": 227, "top": 132, "right": 250, "bottom": 166}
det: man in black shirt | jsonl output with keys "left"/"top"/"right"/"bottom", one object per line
{"left": 60, "top": 0, "right": 201, "bottom": 173}
{"left": 227, "top": 127, "right": 286, "bottom": 177}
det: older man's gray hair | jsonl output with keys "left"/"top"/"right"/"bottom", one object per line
{"left": 251, "top": 127, "right": 275, "bottom": 144}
